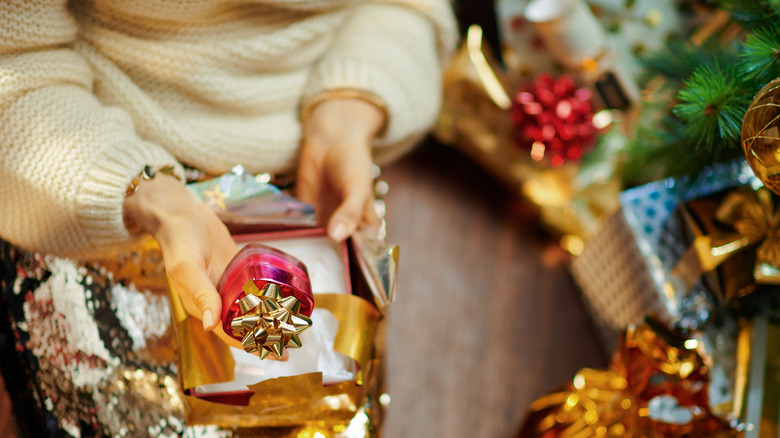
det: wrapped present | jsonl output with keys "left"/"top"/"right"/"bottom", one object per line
{"left": 171, "top": 228, "right": 381, "bottom": 428}
{"left": 521, "top": 304, "right": 780, "bottom": 437}
{"left": 519, "top": 320, "right": 732, "bottom": 437}
{"left": 673, "top": 186, "right": 780, "bottom": 305}
{"left": 435, "top": 24, "right": 624, "bottom": 239}
{"left": 735, "top": 311, "right": 780, "bottom": 437}
{"left": 570, "top": 161, "right": 756, "bottom": 352}
{"left": 175, "top": 170, "right": 398, "bottom": 433}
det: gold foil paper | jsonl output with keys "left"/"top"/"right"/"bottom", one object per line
{"left": 435, "top": 25, "right": 514, "bottom": 162}
{"left": 316, "top": 294, "right": 381, "bottom": 385}
{"left": 185, "top": 373, "right": 367, "bottom": 428}
{"left": 172, "top": 286, "right": 382, "bottom": 428}
{"left": 522, "top": 321, "right": 731, "bottom": 437}
{"left": 733, "top": 314, "right": 780, "bottom": 437}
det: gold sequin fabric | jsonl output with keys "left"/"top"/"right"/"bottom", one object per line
{"left": 0, "top": 240, "right": 239, "bottom": 437}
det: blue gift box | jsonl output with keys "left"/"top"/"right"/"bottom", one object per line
{"left": 570, "top": 160, "right": 756, "bottom": 351}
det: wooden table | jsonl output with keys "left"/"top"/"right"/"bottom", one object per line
{"left": 381, "top": 140, "right": 606, "bottom": 438}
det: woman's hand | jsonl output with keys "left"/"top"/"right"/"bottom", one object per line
{"left": 124, "top": 174, "right": 289, "bottom": 359}
{"left": 297, "top": 98, "right": 385, "bottom": 241}
{"left": 123, "top": 173, "right": 238, "bottom": 334}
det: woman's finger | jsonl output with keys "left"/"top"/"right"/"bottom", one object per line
{"left": 363, "top": 197, "right": 381, "bottom": 226}
{"left": 328, "top": 190, "right": 369, "bottom": 241}
{"left": 295, "top": 143, "right": 323, "bottom": 212}
{"left": 167, "top": 259, "right": 222, "bottom": 332}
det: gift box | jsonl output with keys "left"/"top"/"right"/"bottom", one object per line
{"left": 555, "top": 161, "right": 780, "bottom": 437}
{"left": 671, "top": 185, "right": 780, "bottom": 309}
{"left": 167, "top": 226, "right": 396, "bottom": 433}
{"left": 435, "top": 24, "right": 625, "bottom": 239}
{"left": 519, "top": 319, "right": 733, "bottom": 437}
{"left": 570, "top": 160, "right": 756, "bottom": 352}
{"left": 170, "top": 169, "right": 399, "bottom": 434}
{"left": 520, "top": 308, "right": 780, "bottom": 437}
{"left": 735, "top": 311, "right": 780, "bottom": 437}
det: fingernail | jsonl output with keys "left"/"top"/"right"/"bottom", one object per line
{"left": 330, "top": 222, "right": 348, "bottom": 242}
{"left": 202, "top": 309, "right": 214, "bottom": 331}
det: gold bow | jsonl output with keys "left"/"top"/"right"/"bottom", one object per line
{"left": 230, "top": 280, "right": 313, "bottom": 360}
{"left": 674, "top": 187, "right": 780, "bottom": 298}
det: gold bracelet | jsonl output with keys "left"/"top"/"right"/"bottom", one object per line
{"left": 299, "top": 88, "right": 389, "bottom": 137}
{"left": 125, "top": 165, "right": 179, "bottom": 197}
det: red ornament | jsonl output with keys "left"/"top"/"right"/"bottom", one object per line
{"left": 510, "top": 74, "right": 598, "bottom": 166}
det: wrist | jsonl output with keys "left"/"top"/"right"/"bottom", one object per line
{"left": 123, "top": 172, "right": 193, "bottom": 236}
{"left": 302, "top": 92, "right": 388, "bottom": 141}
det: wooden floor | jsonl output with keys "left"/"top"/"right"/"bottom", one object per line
{"left": 381, "top": 140, "right": 606, "bottom": 438}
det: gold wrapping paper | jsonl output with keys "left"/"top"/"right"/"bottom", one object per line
{"left": 673, "top": 187, "right": 780, "bottom": 302}
{"left": 170, "top": 288, "right": 236, "bottom": 389}
{"left": 184, "top": 373, "right": 366, "bottom": 427}
{"left": 315, "top": 293, "right": 381, "bottom": 385}
{"left": 521, "top": 321, "right": 731, "bottom": 437}
{"left": 170, "top": 281, "right": 382, "bottom": 428}
{"left": 435, "top": 25, "right": 515, "bottom": 180}
{"left": 732, "top": 313, "right": 780, "bottom": 438}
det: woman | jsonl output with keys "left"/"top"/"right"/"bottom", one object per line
{"left": 0, "top": 0, "right": 456, "bottom": 435}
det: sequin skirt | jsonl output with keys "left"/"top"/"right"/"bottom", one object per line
{"left": 0, "top": 240, "right": 384, "bottom": 437}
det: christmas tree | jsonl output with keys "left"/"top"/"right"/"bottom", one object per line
{"left": 623, "top": 0, "right": 780, "bottom": 183}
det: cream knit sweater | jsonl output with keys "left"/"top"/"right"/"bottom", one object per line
{"left": 0, "top": 0, "right": 456, "bottom": 258}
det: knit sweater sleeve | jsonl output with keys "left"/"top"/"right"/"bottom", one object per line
{"left": 0, "top": 0, "right": 182, "bottom": 258}
{"left": 303, "top": 0, "right": 458, "bottom": 164}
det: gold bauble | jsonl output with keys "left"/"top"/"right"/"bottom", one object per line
{"left": 743, "top": 79, "right": 780, "bottom": 195}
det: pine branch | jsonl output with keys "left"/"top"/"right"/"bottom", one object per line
{"left": 770, "top": 0, "right": 780, "bottom": 17}
{"left": 740, "top": 23, "right": 780, "bottom": 85}
{"left": 639, "top": 39, "right": 729, "bottom": 83}
{"left": 673, "top": 62, "right": 751, "bottom": 150}
{"left": 624, "top": 0, "right": 780, "bottom": 184}
{"left": 621, "top": 115, "right": 744, "bottom": 183}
